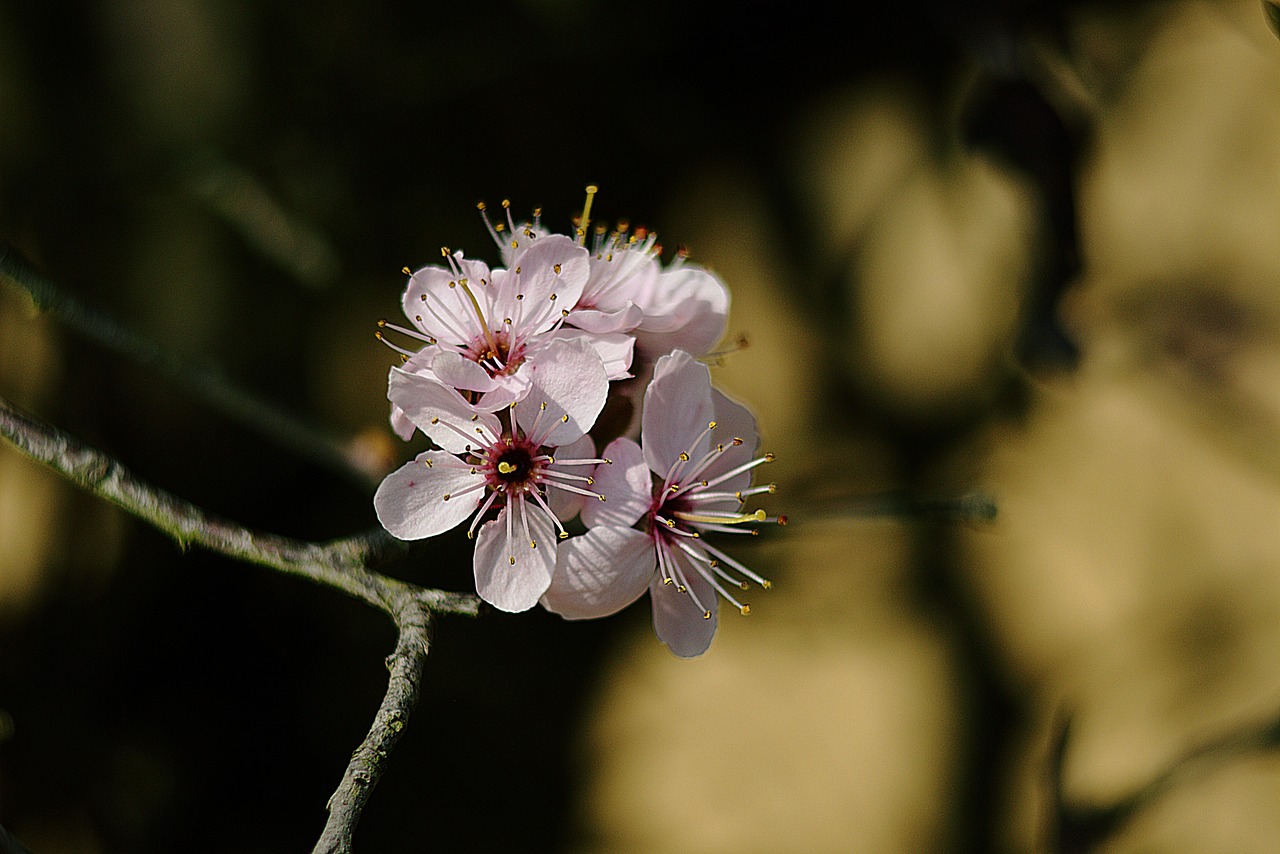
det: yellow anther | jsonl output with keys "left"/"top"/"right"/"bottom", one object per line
{"left": 442, "top": 493, "right": 451, "bottom": 500}
{"left": 509, "top": 556, "right": 516, "bottom": 565}
{"left": 708, "top": 421, "right": 717, "bottom": 429}
{"left": 440, "top": 246, "right": 450, "bottom": 256}
{"left": 558, "top": 531, "right": 569, "bottom": 539}
{"left": 663, "top": 578, "right": 674, "bottom": 586}
{"left": 598, "top": 495, "right": 606, "bottom": 502}
{"left": 586, "top": 476, "right": 594, "bottom": 485}
{"left": 679, "top": 452, "right": 689, "bottom": 461}
{"left": 477, "top": 201, "right": 486, "bottom": 211}
{"left": 764, "top": 453, "right": 775, "bottom": 462}
{"left": 732, "top": 437, "right": 744, "bottom": 446}
{"left": 603, "top": 458, "right": 613, "bottom": 465}
{"left": 677, "top": 585, "right": 686, "bottom": 593}
{"left": 540, "top": 402, "right": 547, "bottom": 410}
{"left": 560, "top": 414, "right": 569, "bottom": 423}
{"left": 501, "top": 199, "right": 510, "bottom": 209}
{"left": 530, "top": 540, "right": 537, "bottom": 549}
{"left": 497, "top": 461, "right": 518, "bottom": 474}
{"left": 762, "top": 580, "right": 773, "bottom": 590}
{"left": 423, "top": 459, "right": 433, "bottom": 468}
{"left": 430, "top": 417, "right": 440, "bottom": 424}
{"left": 553, "top": 264, "right": 562, "bottom": 274}
{"left": 702, "top": 610, "right": 712, "bottom": 620}
{"left": 739, "top": 605, "right": 751, "bottom": 616}
{"left": 401, "top": 266, "right": 412, "bottom": 275}
{"left": 739, "top": 582, "right": 749, "bottom": 590}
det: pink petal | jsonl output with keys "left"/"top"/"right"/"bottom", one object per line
{"left": 402, "top": 260, "right": 493, "bottom": 346}
{"left": 473, "top": 501, "right": 557, "bottom": 612}
{"left": 430, "top": 351, "right": 500, "bottom": 393}
{"left": 581, "top": 437, "right": 650, "bottom": 530}
{"left": 388, "top": 369, "right": 502, "bottom": 453}
{"left": 641, "top": 350, "right": 716, "bottom": 478}
{"left": 699, "top": 386, "right": 761, "bottom": 500}
{"left": 373, "top": 451, "right": 485, "bottom": 540}
{"left": 565, "top": 303, "right": 643, "bottom": 335}
{"left": 636, "top": 267, "right": 729, "bottom": 358}
{"left": 497, "top": 235, "right": 589, "bottom": 337}
{"left": 542, "top": 527, "right": 656, "bottom": 620}
{"left": 552, "top": 328, "right": 635, "bottom": 381}
{"left": 649, "top": 572, "right": 717, "bottom": 658}
{"left": 518, "top": 337, "right": 608, "bottom": 448}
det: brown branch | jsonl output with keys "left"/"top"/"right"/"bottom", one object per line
{"left": 0, "top": 392, "right": 484, "bottom": 847}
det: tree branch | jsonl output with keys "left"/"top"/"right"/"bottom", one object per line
{"left": 0, "top": 392, "right": 485, "bottom": 846}
{"left": 313, "top": 601, "right": 433, "bottom": 853}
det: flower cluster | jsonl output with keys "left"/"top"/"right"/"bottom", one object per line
{"left": 374, "top": 188, "right": 782, "bottom": 656}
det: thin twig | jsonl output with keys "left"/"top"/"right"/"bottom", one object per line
{"left": 313, "top": 602, "right": 432, "bottom": 853}
{"left": 0, "top": 392, "right": 484, "bottom": 847}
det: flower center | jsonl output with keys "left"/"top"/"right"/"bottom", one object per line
{"left": 642, "top": 420, "right": 783, "bottom": 619}
{"left": 467, "top": 329, "right": 524, "bottom": 378}
{"left": 493, "top": 445, "right": 535, "bottom": 485}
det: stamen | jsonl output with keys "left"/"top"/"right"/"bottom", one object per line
{"left": 698, "top": 540, "right": 772, "bottom": 589}
{"left": 375, "top": 331, "right": 417, "bottom": 358}
{"left": 377, "top": 319, "right": 435, "bottom": 344}
{"left": 672, "top": 508, "right": 767, "bottom": 526}
{"left": 505, "top": 496, "right": 515, "bottom": 564}
{"left": 577, "top": 184, "right": 598, "bottom": 246}
{"left": 674, "top": 540, "right": 747, "bottom": 612}
{"left": 467, "top": 489, "right": 502, "bottom": 539}
{"left": 662, "top": 545, "right": 711, "bottom": 617}
{"left": 662, "top": 421, "right": 717, "bottom": 492}
{"left": 526, "top": 488, "right": 569, "bottom": 540}
{"left": 687, "top": 453, "right": 775, "bottom": 494}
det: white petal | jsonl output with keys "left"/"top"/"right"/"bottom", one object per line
{"left": 518, "top": 337, "right": 608, "bottom": 448}
{"left": 641, "top": 350, "right": 716, "bottom": 478}
{"left": 373, "top": 451, "right": 485, "bottom": 540}
{"left": 542, "top": 527, "right": 656, "bottom": 620}
{"left": 473, "top": 499, "right": 557, "bottom": 612}
{"left": 700, "top": 386, "right": 762, "bottom": 499}
{"left": 565, "top": 303, "right": 643, "bottom": 335}
{"left": 388, "top": 369, "right": 502, "bottom": 454}
{"left": 498, "top": 235, "right": 589, "bottom": 336}
{"left": 390, "top": 404, "right": 416, "bottom": 441}
{"left": 635, "top": 267, "right": 729, "bottom": 358}
{"left": 430, "top": 351, "right": 499, "bottom": 393}
{"left": 650, "top": 572, "right": 717, "bottom": 658}
{"left": 582, "top": 437, "right": 651, "bottom": 529}
{"left": 402, "top": 263, "right": 488, "bottom": 346}
{"left": 552, "top": 328, "right": 635, "bottom": 381}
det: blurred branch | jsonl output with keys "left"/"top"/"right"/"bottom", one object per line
{"left": 1048, "top": 706, "right": 1280, "bottom": 853}
{"left": 0, "top": 392, "right": 483, "bottom": 847}
{"left": 0, "top": 241, "right": 380, "bottom": 487}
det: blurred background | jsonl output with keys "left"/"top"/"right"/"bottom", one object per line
{"left": 4, "top": 0, "right": 1280, "bottom": 851}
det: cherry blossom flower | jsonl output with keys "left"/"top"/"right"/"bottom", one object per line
{"left": 376, "top": 233, "right": 596, "bottom": 424}
{"left": 541, "top": 349, "right": 782, "bottom": 657}
{"left": 374, "top": 337, "right": 611, "bottom": 612}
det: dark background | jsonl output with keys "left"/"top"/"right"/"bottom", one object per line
{"left": 7, "top": 1, "right": 1268, "bottom": 852}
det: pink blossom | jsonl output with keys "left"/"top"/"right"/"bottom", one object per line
{"left": 375, "top": 337, "right": 611, "bottom": 612}
{"left": 377, "top": 234, "right": 594, "bottom": 431}
{"left": 541, "top": 349, "right": 782, "bottom": 657}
